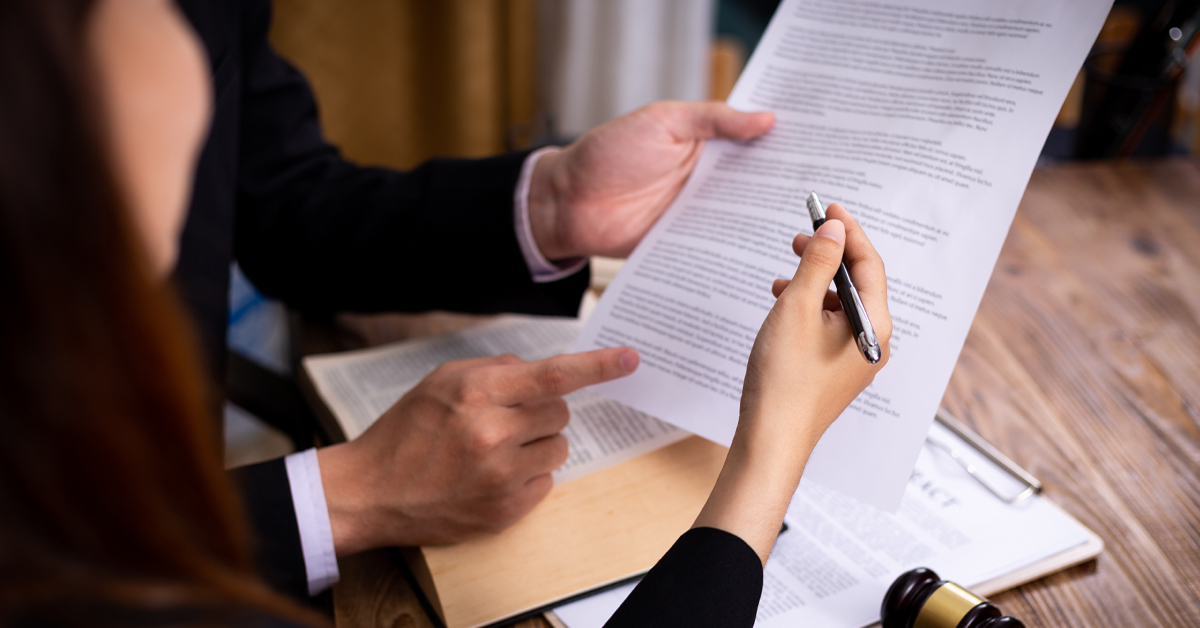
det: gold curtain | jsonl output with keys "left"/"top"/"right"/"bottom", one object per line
{"left": 269, "top": 0, "right": 537, "bottom": 171}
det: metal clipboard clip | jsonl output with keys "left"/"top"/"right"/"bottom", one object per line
{"left": 928, "top": 408, "right": 1043, "bottom": 504}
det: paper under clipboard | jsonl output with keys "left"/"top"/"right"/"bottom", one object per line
{"left": 549, "top": 413, "right": 1103, "bottom": 628}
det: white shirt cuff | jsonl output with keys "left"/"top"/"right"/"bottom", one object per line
{"left": 514, "top": 146, "right": 588, "bottom": 283}
{"left": 284, "top": 448, "right": 340, "bottom": 596}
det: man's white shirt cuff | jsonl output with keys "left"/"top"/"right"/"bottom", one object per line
{"left": 284, "top": 448, "right": 340, "bottom": 596}
{"left": 514, "top": 147, "right": 588, "bottom": 283}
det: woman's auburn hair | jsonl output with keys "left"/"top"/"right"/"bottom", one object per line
{"left": 0, "top": 0, "right": 319, "bottom": 623}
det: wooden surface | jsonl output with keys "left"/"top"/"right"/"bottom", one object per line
{"left": 939, "top": 157, "right": 1200, "bottom": 626}
{"left": 329, "top": 158, "right": 1200, "bottom": 627}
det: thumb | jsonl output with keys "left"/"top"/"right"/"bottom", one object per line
{"left": 785, "top": 220, "right": 846, "bottom": 314}
{"left": 663, "top": 102, "right": 775, "bottom": 141}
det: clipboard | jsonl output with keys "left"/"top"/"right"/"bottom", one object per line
{"left": 930, "top": 409, "right": 1043, "bottom": 504}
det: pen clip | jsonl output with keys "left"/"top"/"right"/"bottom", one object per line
{"left": 808, "top": 190, "right": 881, "bottom": 365}
{"left": 846, "top": 277, "right": 882, "bottom": 364}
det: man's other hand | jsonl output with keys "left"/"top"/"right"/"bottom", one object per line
{"left": 528, "top": 101, "right": 775, "bottom": 261}
{"left": 316, "top": 346, "right": 640, "bottom": 555}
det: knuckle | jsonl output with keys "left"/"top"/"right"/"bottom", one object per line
{"left": 536, "top": 362, "right": 574, "bottom": 394}
{"left": 458, "top": 386, "right": 491, "bottom": 408}
{"left": 455, "top": 372, "right": 494, "bottom": 407}
{"left": 466, "top": 422, "right": 509, "bottom": 455}
{"left": 496, "top": 353, "right": 523, "bottom": 366}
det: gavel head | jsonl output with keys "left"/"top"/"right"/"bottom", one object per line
{"left": 881, "top": 568, "right": 1025, "bottom": 628}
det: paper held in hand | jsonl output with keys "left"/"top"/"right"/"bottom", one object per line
{"left": 572, "top": 0, "right": 1114, "bottom": 509}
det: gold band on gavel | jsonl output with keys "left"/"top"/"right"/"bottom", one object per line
{"left": 913, "top": 582, "right": 984, "bottom": 628}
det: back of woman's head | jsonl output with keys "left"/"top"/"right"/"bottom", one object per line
{"left": 0, "top": 0, "right": 315, "bottom": 623}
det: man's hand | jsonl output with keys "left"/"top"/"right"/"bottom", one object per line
{"left": 528, "top": 102, "right": 775, "bottom": 260}
{"left": 316, "top": 346, "right": 639, "bottom": 555}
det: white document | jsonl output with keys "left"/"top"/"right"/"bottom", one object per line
{"left": 302, "top": 317, "right": 689, "bottom": 484}
{"left": 573, "top": 0, "right": 1112, "bottom": 509}
{"left": 552, "top": 420, "right": 1099, "bottom": 628}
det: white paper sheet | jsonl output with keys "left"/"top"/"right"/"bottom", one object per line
{"left": 551, "top": 421, "right": 1095, "bottom": 628}
{"left": 573, "top": 0, "right": 1112, "bottom": 509}
{"left": 302, "top": 317, "right": 689, "bottom": 484}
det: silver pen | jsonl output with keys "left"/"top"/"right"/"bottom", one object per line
{"left": 806, "top": 192, "right": 882, "bottom": 364}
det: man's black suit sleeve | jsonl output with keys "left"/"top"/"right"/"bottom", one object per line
{"left": 229, "top": 459, "right": 309, "bottom": 601}
{"left": 231, "top": 0, "right": 588, "bottom": 318}
{"left": 604, "top": 527, "right": 764, "bottom": 628}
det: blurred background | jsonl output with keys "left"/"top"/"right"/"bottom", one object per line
{"left": 225, "top": 0, "right": 1200, "bottom": 465}
{"left": 263, "top": 0, "right": 1200, "bottom": 167}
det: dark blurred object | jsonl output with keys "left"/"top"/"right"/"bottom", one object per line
{"left": 1077, "top": 0, "right": 1200, "bottom": 158}
{"left": 711, "top": 0, "right": 781, "bottom": 101}
{"left": 717, "top": 0, "right": 780, "bottom": 55}
{"left": 881, "top": 568, "right": 1025, "bottom": 628}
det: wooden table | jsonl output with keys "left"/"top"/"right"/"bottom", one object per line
{"left": 326, "top": 158, "right": 1200, "bottom": 628}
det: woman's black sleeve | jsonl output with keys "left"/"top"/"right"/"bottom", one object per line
{"left": 603, "top": 527, "right": 763, "bottom": 628}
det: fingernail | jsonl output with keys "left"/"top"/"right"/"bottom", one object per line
{"left": 619, "top": 349, "right": 639, "bottom": 373}
{"left": 815, "top": 219, "right": 845, "bottom": 244}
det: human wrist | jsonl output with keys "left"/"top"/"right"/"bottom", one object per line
{"left": 527, "top": 149, "right": 573, "bottom": 261}
{"left": 692, "top": 410, "right": 819, "bottom": 564}
{"left": 733, "top": 401, "right": 823, "bottom": 479}
{"left": 725, "top": 418, "right": 813, "bottom": 501}
{"left": 316, "top": 441, "right": 378, "bottom": 557}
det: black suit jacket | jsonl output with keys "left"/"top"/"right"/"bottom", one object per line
{"left": 174, "top": 0, "right": 588, "bottom": 387}
{"left": 174, "top": 0, "right": 588, "bottom": 600}
{"left": 10, "top": 528, "right": 762, "bottom": 628}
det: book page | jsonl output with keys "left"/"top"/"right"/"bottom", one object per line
{"left": 303, "top": 317, "right": 688, "bottom": 484}
{"left": 552, "top": 421, "right": 1097, "bottom": 628}
{"left": 573, "top": 0, "right": 1112, "bottom": 509}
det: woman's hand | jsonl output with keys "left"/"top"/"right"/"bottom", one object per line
{"left": 693, "top": 203, "right": 892, "bottom": 563}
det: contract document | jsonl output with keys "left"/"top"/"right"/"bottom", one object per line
{"left": 573, "top": 0, "right": 1112, "bottom": 508}
{"left": 303, "top": 317, "right": 688, "bottom": 484}
{"left": 551, "top": 421, "right": 1101, "bottom": 628}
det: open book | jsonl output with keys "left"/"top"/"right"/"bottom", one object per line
{"left": 303, "top": 316, "right": 688, "bottom": 484}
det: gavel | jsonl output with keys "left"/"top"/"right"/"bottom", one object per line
{"left": 881, "top": 568, "right": 1025, "bottom": 628}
